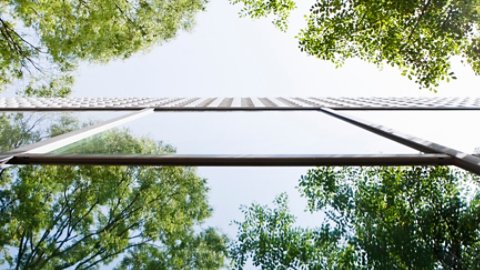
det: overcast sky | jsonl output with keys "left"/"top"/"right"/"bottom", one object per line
{"left": 73, "top": 0, "right": 480, "bottom": 98}
{"left": 5, "top": 0, "right": 480, "bottom": 264}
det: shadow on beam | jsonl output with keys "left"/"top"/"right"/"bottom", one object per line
{"left": 6, "top": 154, "right": 452, "bottom": 167}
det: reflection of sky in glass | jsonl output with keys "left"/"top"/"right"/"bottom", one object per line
{"left": 356, "top": 111, "right": 480, "bottom": 154}
{"left": 54, "top": 111, "right": 416, "bottom": 155}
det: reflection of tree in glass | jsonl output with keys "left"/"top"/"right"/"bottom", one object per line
{"left": 0, "top": 113, "right": 42, "bottom": 152}
{"left": 0, "top": 115, "right": 227, "bottom": 269}
{"left": 0, "top": 113, "right": 81, "bottom": 152}
{"left": 231, "top": 167, "right": 480, "bottom": 269}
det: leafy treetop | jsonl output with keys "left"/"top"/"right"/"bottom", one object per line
{"left": 230, "top": 166, "right": 480, "bottom": 269}
{"left": 1, "top": 0, "right": 207, "bottom": 96}
{"left": 230, "top": 0, "right": 296, "bottom": 30}
{"left": 231, "top": 0, "right": 480, "bottom": 90}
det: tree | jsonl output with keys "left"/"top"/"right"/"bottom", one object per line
{"left": 0, "top": 114, "right": 227, "bottom": 269}
{"left": 230, "top": 166, "right": 480, "bottom": 269}
{"left": 119, "top": 228, "right": 228, "bottom": 270}
{"left": 1, "top": 0, "right": 207, "bottom": 96}
{"left": 229, "top": 193, "right": 343, "bottom": 269}
{"left": 230, "top": 0, "right": 296, "bottom": 30}
{"left": 231, "top": 0, "right": 480, "bottom": 90}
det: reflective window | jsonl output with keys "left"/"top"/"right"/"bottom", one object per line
{"left": 356, "top": 110, "right": 480, "bottom": 154}
{"left": 53, "top": 111, "right": 417, "bottom": 155}
{"left": 0, "top": 111, "right": 123, "bottom": 152}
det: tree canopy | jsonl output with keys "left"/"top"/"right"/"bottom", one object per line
{"left": 0, "top": 113, "right": 227, "bottom": 269}
{"left": 231, "top": 0, "right": 480, "bottom": 90}
{"left": 230, "top": 166, "right": 480, "bottom": 269}
{"left": 0, "top": 0, "right": 207, "bottom": 96}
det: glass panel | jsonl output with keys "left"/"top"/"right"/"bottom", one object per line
{"left": 356, "top": 110, "right": 480, "bottom": 154}
{"left": 0, "top": 111, "right": 126, "bottom": 152}
{"left": 53, "top": 111, "right": 416, "bottom": 155}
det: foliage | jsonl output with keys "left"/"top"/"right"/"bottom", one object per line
{"left": 231, "top": 0, "right": 480, "bottom": 90}
{"left": 0, "top": 0, "right": 207, "bottom": 96}
{"left": 0, "top": 114, "right": 227, "bottom": 269}
{"left": 0, "top": 113, "right": 42, "bottom": 152}
{"left": 119, "top": 228, "right": 227, "bottom": 270}
{"left": 230, "top": 166, "right": 480, "bottom": 269}
{"left": 22, "top": 75, "right": 74, "bottom": 98}
{"left": 230, "top": 0, "right": 296, "bottom": 30}
{"left": 229, "top": 193, "right": 343, "bottom": 269}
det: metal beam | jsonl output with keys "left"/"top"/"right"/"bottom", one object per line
{"left": 0, "top": 156, "right": 11, "bottom": 164}
{"left": 319, "top": 108, "right": 480, "bottom": 175}
{"left": 7, "top": 109, "right": 153, "bottom": 155}
{"left": 6, "top": 154, "right": 452, "bottom": 166}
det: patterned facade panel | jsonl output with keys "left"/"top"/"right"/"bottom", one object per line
{"left": 0, "top": 97, "right": 480, "bottom": 110}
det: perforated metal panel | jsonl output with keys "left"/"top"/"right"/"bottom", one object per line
{"left": 1, "top": 97, "right": 479, "bottom": 110}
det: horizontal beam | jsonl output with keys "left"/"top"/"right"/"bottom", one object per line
{"left": 1, "top": 107, "right": 480, "bottom": 112}
{"left": 5, "top": 154, "right": 452, "bottom": 166}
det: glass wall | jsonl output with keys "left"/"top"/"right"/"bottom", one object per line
{"left": 51, "top": 111, "right": 417, "bottom": 155}
{"left": 0, "top": 111, "right": 124, "bottom": 152}
{"left": 356, "top": 110, "right": 480, "bottom": 154}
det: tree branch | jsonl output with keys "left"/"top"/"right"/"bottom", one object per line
{"left": 15, "top": 230, "right": 26, "bottom": 270}
{"left": 0, "top": 17, "right": 43, "bottom": 73}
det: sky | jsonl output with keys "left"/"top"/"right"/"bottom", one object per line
{"left": 68, "top": 0, "right": 480, "bottom": 241}
{"left": 3, "top": 0, "right": 480, "bottom": 267}
{"left": 73, "top": 0, "right": 480, "bottom": 98}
